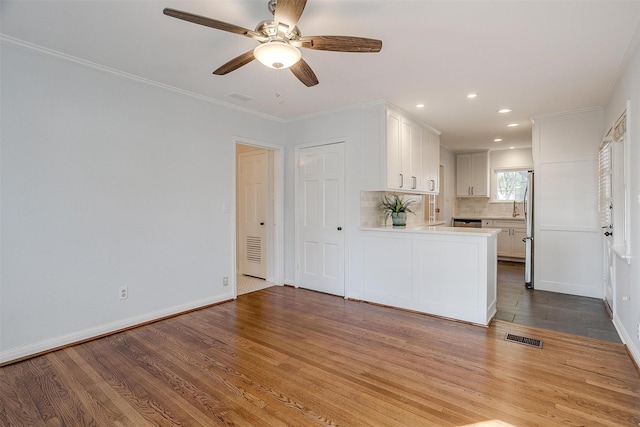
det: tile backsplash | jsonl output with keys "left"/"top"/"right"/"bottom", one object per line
{"left": 456, "top": 197, "right": 524, "bottom": 218}
{"left": 361, "top": 191, "right": 425, "bottom": 227}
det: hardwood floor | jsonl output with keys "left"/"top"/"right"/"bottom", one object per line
{"left": 2, "top": 286, "right": 639, "bottom": 425}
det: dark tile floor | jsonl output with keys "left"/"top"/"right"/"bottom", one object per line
{"left": 496, "top": 261, "right": 621, "bottom": 344}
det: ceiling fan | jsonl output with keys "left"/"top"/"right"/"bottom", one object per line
{"left": 163, "top": 0, "right": 382, "bottom": 87}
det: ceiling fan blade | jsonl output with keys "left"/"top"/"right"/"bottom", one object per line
{"left": 289, "top": 59, "right": 318, "bottom": 87}
{"left": 295, "top": 36, "right": 382, "bottom": 52}
{"left": 274, "top": 0, "right": 307, "bottom": 32}
{"left": 163, "top": 8, "right": 266, "bottom": 42}
{"left": 213, "top": 50, "right": 256, "bottom": 75}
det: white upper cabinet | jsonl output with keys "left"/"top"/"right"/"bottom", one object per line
{"left": 456, "top": 151, "right": 489, "bottom": 197}
{"left": 422, "top": 130, "right": 440, "bottom": 193}
{"left": 364, "top": 103, "right": 440, "bottom": 194}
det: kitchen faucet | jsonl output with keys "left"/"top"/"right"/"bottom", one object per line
{"left": 512, "top": 200, "right": 520, "bottom": 217}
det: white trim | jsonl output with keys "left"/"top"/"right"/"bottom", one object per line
{"left": 0, "top": 35, "right": 286, "bottom": 124}
{"left": 530, "top": 106, "right": 604, "bottom": 122}
{"left": 493, "top": 166, "right": 534, "bottom": 173}
{"left": 538, "top": 225, "right": 601, "bottom": 233}
{"left": 359, "top": 100, "right": 442, "bottom": 136}
{"left": 613, "top": 315, "right": 640, "bottom": 368}
{"left": 0, "top": 294, "right": 233, "bottom": 365}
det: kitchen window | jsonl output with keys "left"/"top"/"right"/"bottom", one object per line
{"left": 494, "top": 169, "right": 528, "bottom": 201}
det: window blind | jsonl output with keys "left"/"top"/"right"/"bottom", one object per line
{"left": 598, "top": 141, "right": 612, "bottom": 229}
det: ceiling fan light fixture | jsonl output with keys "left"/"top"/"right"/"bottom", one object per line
{"left": 254, "top": 41, "right": 301, "bottom": 69}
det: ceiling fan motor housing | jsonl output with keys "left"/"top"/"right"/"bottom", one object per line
{"left": 255, "top": 20, "right": 301, "bottom": 42}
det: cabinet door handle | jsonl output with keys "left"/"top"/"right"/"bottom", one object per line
{"left": 399, "top": 174, "right": 404, "bottom": 188}
{"left": 412, "top": 176, "right": 417, "bottom": 189}
{"left": 430, "top": 179, "right": 435, "bottom": 191}
{"left": 471, "top": 186, "right": 474, "bottom": 195}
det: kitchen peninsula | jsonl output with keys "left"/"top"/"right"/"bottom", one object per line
{"left": 360, "top": 225, "right": 500, "bottom": 326}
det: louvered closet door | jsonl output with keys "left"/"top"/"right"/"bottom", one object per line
{"left": 239, "top": 151, "right": 268, "bottom": 279}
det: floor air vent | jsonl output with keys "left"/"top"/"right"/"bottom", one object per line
{"left": 505, "top": 333, "right": 543, "bottom": 348}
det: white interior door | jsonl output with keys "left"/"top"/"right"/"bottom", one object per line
{"left": 604, "top": 238, "right": 614, "bottom": 314}
{"left": 598, "top": 141, "right": 614, "bottom": 313}
{"left": 238, "top": 151, "right": 268, "bottom": 279}
{"left": 297, "top": 142, "right": 345, "bottom": 296}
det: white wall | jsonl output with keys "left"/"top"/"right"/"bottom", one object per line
{"left": 531, "top": 108, "right": 604, "bottom": 298}
{"left": 489, "top": 147, "right": 534, "bottom": 169}
{"left": 604, "top": 37, "right": 640, "bottom": 364}
{"left": 0, "top": 43, "right": 285, "bottom": 363}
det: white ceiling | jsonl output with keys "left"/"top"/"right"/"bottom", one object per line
{"left": 3, "top": 0, "right": 640, "bottom": 151}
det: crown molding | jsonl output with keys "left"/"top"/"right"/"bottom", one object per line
{"left": 0, "top": 34, "right": 287, "bottom": 124}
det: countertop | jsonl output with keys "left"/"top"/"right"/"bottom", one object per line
{"left": 361, "top": 224, "right": 501, "bottom": 237}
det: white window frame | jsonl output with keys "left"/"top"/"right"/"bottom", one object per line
{"left": 491, "top": 167, "right": 530, "bottom": 203}
{"left": 600, "top": 102, "right": 631, "bottom": 263}
{"left": 611, "top": 102, "right": 631, "bottom": 262}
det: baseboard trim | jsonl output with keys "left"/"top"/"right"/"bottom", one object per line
{"left": 612, "top": 315, "right": 640, "bottom": 370}
{"left": 0, "top": 294, "right": 234, "bottom": 366}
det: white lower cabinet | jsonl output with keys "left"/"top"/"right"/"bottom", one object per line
{"left": 485, "top": 219, "right": 526, "bottom": 260}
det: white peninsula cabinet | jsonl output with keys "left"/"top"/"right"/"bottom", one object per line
{"left": 361, "top": 226, "right": 499, "bottom": 325}
{"left": 456, "top": 151, "right": 489, "bottom": 197}
{"left": 363, "top": 102, "right": 440, "bottom": 194}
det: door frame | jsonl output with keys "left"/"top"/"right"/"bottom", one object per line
{"left": 294, "top": 138, "right": 349, "bottom": 298}
{"left": 233, "top": 137, "right": 285, "bottom": 298}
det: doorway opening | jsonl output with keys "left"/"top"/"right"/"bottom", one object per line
{"left": 235, "top": 141, "right": 283, "bottom": 296}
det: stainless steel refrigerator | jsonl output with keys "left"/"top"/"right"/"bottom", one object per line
{"left": 524, "top": 171, "right": 534, "bottom": 288}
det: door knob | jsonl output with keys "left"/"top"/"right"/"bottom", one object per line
{"left": 337, "top": 227, "right": 342, "bottom": 231}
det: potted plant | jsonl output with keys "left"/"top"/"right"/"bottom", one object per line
{"left": 379, "top": 194, "right": 415, "bottom": 227}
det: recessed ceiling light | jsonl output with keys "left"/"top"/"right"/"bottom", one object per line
{"left": 498, "top": 108, "right": 512, "bottom": 114}
{"left": 509, "top": 146, "right": 516, "bottom": 149}
{"left": 467, "top": 93, "right": 478, "bottom": 99}
{"left": 507, "top": 123, "right": 519, "bottom": 127}
{"left": 494, "top": 138, "right": 503, "bottom": 142}
{"left": 416, "top": 103, "right": 425, "bottom": 108}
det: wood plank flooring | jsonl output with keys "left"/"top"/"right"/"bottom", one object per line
{"left": 2, "top": 287, "right": 639, "bottom": 425}
{"left": 496, "top": 261, "right": 622, "bottom": 343}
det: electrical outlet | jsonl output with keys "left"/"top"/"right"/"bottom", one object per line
{"left": 222, "top": 276, "right": 229, "bottom": 287}
{"left": 119, "top": 286, "right": 128, "bottom": 300}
